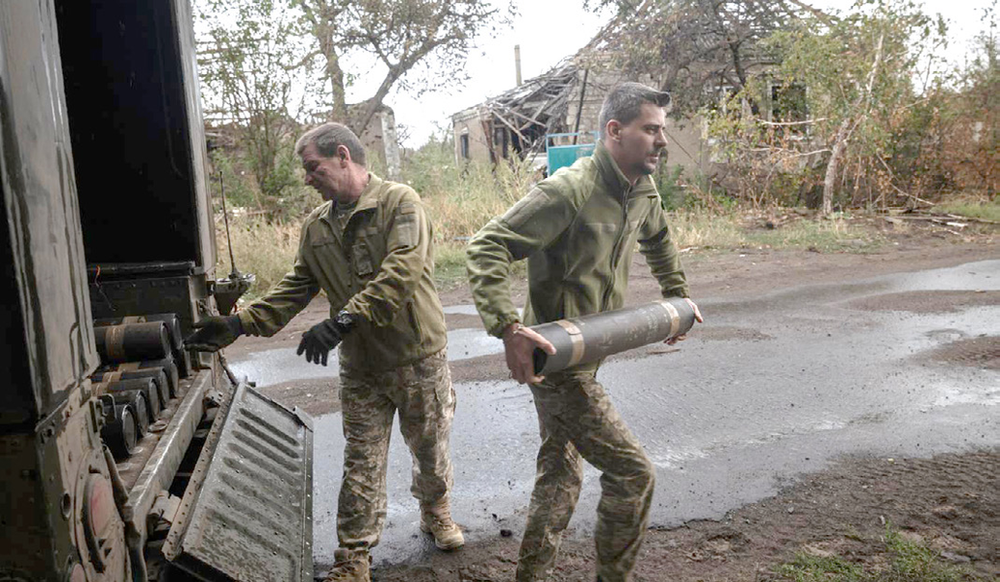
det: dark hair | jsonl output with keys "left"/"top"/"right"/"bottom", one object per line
{"left": 295, "top": 122, "right": 367, "bottom": 166}
{"left": 598, "top": 82, "right": 671, "bottom": 136}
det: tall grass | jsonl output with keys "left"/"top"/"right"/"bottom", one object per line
{"left": 215, "top": 156, "right": 539, "bottom": 298}
{"left": 405, "top": 150, "right": 538, "bottom": 289}
{"left": 215, "top": 217, "right": 301, "bottom": 301}
{"left": 220, "top": 148, "right": 884, "bottom": 300}
{"left": 417, "top": 160, "right": 535, "bottom": 242}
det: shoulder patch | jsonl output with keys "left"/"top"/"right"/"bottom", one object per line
{"left": 395, "top": 201, "right": 419, "bottom": 248}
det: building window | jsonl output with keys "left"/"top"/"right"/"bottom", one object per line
{"left": 460, "top": 133, "right": 470, "bottom": 159}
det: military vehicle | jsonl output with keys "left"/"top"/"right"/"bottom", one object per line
{"left": 1, "top": 1, "right": 313, "bottom": 580}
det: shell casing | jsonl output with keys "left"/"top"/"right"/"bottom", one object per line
{"left": 530, "top": 298, "right": 696, "bottom": 376}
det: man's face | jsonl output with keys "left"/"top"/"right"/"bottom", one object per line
{"left": 301, "top": 142, "right": 349, "bottom": 202}
{"left": 612, "top": 102, "right": 668, "bottom": 179}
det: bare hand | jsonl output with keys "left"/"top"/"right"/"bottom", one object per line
{"left": 666, "top": 298, "right": 704, "bottom": 345}
{"left": 502, "top": 323, "right": 556, "bottom": 384}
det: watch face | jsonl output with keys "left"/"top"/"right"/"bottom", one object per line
{"left": 336, "top": 311, "right": 355, "bottom": 329}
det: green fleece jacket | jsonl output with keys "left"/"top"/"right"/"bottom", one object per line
{"left": 467, "top": 142, "right": 689, "bottom": 338}
{"left": 238, "top": 174, "right": 447, "bottom": 371}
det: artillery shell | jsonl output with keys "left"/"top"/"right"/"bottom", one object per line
{"left": 92, "top": 369, "right": 169, "bottom": 408}
{"left": 94, "top": 321, "right": 171, "bottom": 364}
{"left": 101, "top": 402, "right": 138, "bottom": 460}
{"left": 110, "top": 390, "right": 150, "bottom": 437}
{"left": 530, "top": 298, "right": 696, "bottom": 375}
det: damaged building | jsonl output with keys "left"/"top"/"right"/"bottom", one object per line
{"left": 450, "top": 42, "right": 708, "bottom": 176}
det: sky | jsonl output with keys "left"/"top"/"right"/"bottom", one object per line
{"left": 346, "top": 0, "right": 994, "bottom": 148}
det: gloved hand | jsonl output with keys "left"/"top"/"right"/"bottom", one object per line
{"left": 297, "top": 311, "right": 358, "bottom": 366}
{"left": 184, "top": 315, "right": 243, "bottom": 352}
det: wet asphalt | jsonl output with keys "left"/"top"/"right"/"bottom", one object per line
{"left": 228, "top": 259, "right": 1000, "bottom": 571}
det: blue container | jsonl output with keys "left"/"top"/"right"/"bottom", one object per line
{"left": 546, "top": 132, "right": 599, "bottom": 175}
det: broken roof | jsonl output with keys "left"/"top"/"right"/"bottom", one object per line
{"left": 481, "top": 57, "right": 579, "bottom": 151}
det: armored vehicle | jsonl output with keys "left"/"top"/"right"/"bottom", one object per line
{"left": 1, "top": 1, "right": 313, "bottom": 580}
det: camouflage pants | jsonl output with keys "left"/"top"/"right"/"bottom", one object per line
{"left": 336, "top": 349, "right": 456, "bottom": 550}
{"left": 517, "top": 368, "right": 655, "bottom": 582}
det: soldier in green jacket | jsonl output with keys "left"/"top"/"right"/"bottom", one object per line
{"left": 186, "top": 123, "right": 463, "bottom": 582}
{"left": 467, "top": 83, "right": 703, "bottom": 582}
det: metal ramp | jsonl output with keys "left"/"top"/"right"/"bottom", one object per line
{"left": 163, "top": 383, "right": 313, "bottom": 581}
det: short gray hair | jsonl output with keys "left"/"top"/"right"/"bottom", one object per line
{"left": 598, "top": 82, "right": 671, "bottom": 137}
{"left": 295, "top": 122, "right": 366, "bottom": 166}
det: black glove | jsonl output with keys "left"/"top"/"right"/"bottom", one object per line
{"left": 296, "top": 310, "right": 358, "bottom": 366}
{"left": 184, "top": 315, "right": 243, "bottom": 352}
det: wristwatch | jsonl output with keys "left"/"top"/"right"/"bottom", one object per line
{"left": 334, "top": 309, "right": 359, "bottom": 332}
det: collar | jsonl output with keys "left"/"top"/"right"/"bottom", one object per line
{"left": 592, "top": 142, "right": 659, "bottom": 200}
{"left": 353, "top": 172, "right": 382, "bottom": 213}
{"left": 324, "top": 173, "right": 382, "bottom": 225}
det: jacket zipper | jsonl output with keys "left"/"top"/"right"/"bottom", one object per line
{"left": 602, "top": 185, "right": 631, "bottom": 310}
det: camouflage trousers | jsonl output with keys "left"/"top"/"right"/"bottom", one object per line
{"left": 517, "top": 367, "right": 655, "bottom": 582}
{"left": 336, "top": 349, "right": 456, "bottom": 550}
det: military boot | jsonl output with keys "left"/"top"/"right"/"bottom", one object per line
{"left": 323, "top": 548, "right": 370, "bottom": 582}
{"left": 420, "top": 499, "right": 465, "bottom": 550}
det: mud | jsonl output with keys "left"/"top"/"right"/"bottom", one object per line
{"left": 225, "top": 228, "right": 998, "bottom": 581}
{"left": 690, "top": 326, "right": 776, "bottom": 342}
{"left": 924, "top": 336, "right": 1000, "bottom": 371}
{"left": 847, "top": 290, "right": 1000, "bottom": 314}
{"left": 369, "top": 450, "right": 998, "bottom": 581}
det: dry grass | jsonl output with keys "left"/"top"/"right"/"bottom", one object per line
{"left": 219, "top": 162, "right": 882, "bottom": 299}
{"left": 421, "top": 160, "right": 536, "bottom": 289}
{"left": 214, "top": 217, "right": 301, "bottom": 301}
{"left": 421, "top": 161, "right": 535, "bottom": 242}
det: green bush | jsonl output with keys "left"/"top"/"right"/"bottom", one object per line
{"left": 656, "top": 164, "right": 686, "bottom": 210}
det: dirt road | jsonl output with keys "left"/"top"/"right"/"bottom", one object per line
{"left": 228, "top": 230, "right": 998, "bottom": 581}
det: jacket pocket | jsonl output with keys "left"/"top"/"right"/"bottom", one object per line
{"left": 351, "top": 239, "right": 376, "bottom": 281}
{"left": 310, "top": 232, "right": 337, "bottom": 247}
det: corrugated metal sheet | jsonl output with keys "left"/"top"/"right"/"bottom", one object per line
{"left": 165, "top": 384, "right": 313, "bottom": 581}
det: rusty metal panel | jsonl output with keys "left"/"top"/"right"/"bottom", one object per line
{"left": 0, "top": 0, "right": 99, "bottom": 425}
{"left": 87, "top": 269, "right": 209, "bottom": 340}
{"left": 164, "top": 384, "right": 313, "bottom": 582}
{"left": 0, "top": 386, "right": 127, "bottom": 581}
{"left": 123, "top": 368, "right": 214, "bottom": 535}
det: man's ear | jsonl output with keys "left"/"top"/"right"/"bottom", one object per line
{"left": 337, "top": 144, "right": 351, "bottom": 165}
{"left": 605, "top": 120, "right": 623, "bottom": 142}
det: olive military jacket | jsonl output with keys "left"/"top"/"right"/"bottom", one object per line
{"left": 467, "top": 142, "right": 689, "bottom": 338}
{"left": 237, "top": 174, "right": 447, "bottom": 371}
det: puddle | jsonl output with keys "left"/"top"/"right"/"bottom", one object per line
{"left": 230, "top": 327, "right": 504, "bottom": 387}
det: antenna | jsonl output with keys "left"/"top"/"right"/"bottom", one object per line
{"left": 218, "top": 171, "right": 240, "bottom": 278}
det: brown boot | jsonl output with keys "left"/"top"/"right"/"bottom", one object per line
{"left": 323, "top": 548, "right": 370, "bottom": 582}
{"left": 420, "top": 499, "right": 465, "bottom": 550}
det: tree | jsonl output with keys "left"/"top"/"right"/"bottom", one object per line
{"left": 295, "top": 0, "right": 511, "bottom": 135}
{"left": 766, "top": 0, "right": 948, "bottom": 213}
{"left": 589, "top": 0, "right": 820, "bottom": 116}
{"left": 946, "top": 1, "right": 998, "bottom": 196}
{"left": 197, "top": 0, "right": 313, "bottom": 209}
